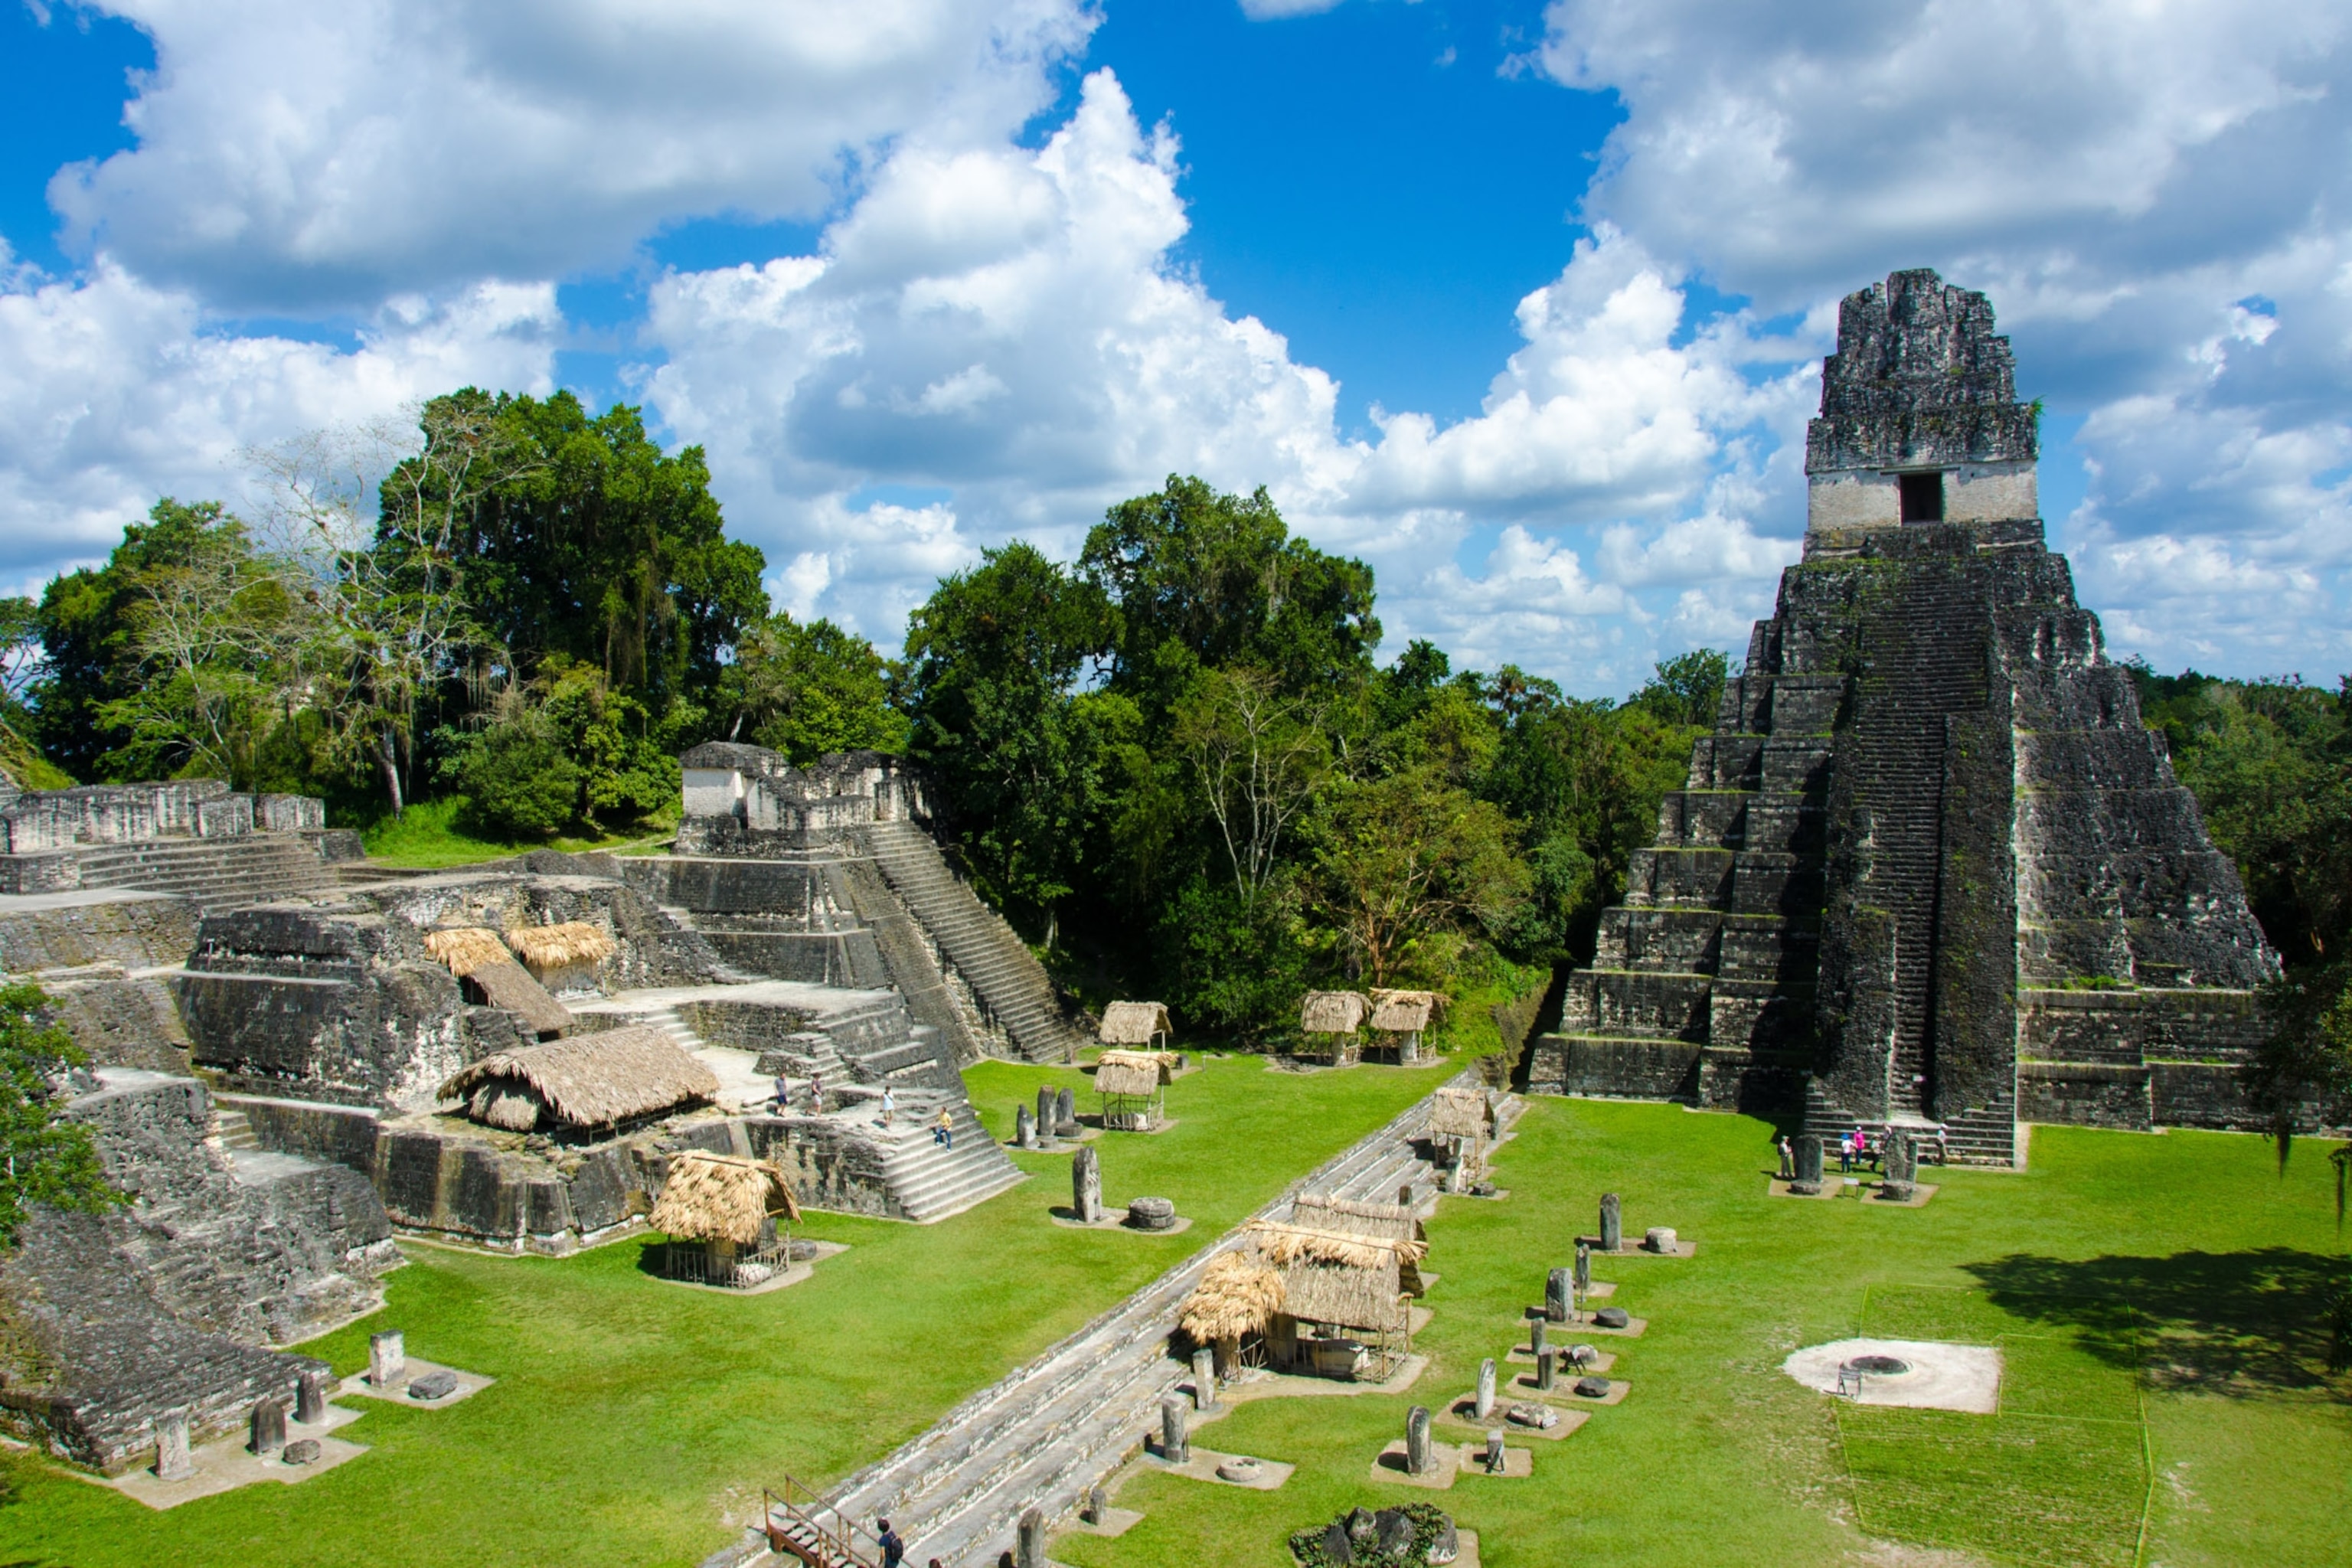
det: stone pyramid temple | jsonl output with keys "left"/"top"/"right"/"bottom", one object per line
{"left": 1525, "top": 269, "right": 2278, "bottom": 1164}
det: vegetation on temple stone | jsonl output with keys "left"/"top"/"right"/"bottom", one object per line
{"left": 0, "top": 985, "right": 119, "bottom": 1247}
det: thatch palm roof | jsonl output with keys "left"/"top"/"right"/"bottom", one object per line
{"left": 465, "top": 959, "right": 573, "bottom": 1039}
{"left": 648, "top": 1151, "right": 801, "bottom": 1244}
{"left": 1290, "top": 1194, "right": 1426, "bottom": 1245}
{"left": 1299, "top": 991, "right": 1369, "bottom": 1034}
{"left": 1428, "top": 1086, "right": 1491, "bottom": 1142}
{"left": 1179, "top": 1251, "right": 1286, "bottom": 1344}
{"left": 1244, "top": 1221, "right": 1416, "bottom": 1333}
{"left": 1095, "top": 1060, "right": 1164, "bottom": 1099}
{"left": 439, "top": 1024, "right": 719, "bottom": 1130}
{"left": 424, "top": 926, "right": 513, "bottom": 977}
{"left": 1369, "top": 989, "right": 1446, "bottom": 1033}
{"left": 1097, "top": 1001, "right": 1171, "bottom": 1045}
{"left": 505, "top": 922, "right": 617, "bottom": 971}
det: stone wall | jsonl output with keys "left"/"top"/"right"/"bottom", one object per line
{"left": 0, "top": 1070, "right": 392, "bottom": 1472}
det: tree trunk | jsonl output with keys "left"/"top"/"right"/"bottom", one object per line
{"left": 377, "top": 729, "right": 405, "bottom": 818}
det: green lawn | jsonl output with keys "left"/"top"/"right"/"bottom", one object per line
{"left": 0, "top": 1055, "right": 1448, "bottom": 1568}
{"left": 5, "top": 1080, "right": 2345, "bottom": 1568}
{"left": 1058, "top": 1102, "right": 2352, "bottom": 1568}
{"left": 355, "top": 795, "right": 679, "bottom": 869}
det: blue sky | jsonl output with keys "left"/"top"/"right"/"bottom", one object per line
{"left": 0, "top": 0, "right": 2344, "bottom": 691}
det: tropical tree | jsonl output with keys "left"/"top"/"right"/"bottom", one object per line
{"left": 723, "top": 612, "right": 906, "bottom": 763}
{"left": 0, "top": 985, "right": 119, "bottom": 1247}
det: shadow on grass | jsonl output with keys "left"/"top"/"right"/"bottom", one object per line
{"left": 1963, "top": 1246, "right": 2348, "bottom": 1396}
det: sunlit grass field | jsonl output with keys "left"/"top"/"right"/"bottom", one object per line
{"left": 0, "top": 1067, "right": 2343, "bottom": 1567}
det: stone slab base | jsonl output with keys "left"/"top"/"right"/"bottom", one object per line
{"left": 1452, "top": 1442, "right": 1534, "bottom": 1478}
{"left": 1047, "top": 1207, "right": 1195, "bottom": 1236}
{"left": 647, "top": 1240, "right": 850, "bottom": 1296}
{"left": 1440, "top": 1396, "right": 1590, "bottom": 1442}
{"left": 1221, "top": 1354, "right": 1429, "bottom": 1403}
{"left": 1142, "top": 1446, "right": 1293, "bottom": 1491}
{"left": 1566, "top": 1312, "right": 1647, "bottom": 1338}
{"left": 1370, "top": 1439, "right": 1455, "bottom": 1489}
{"left": 1769, "top": 1178, "right": 1842, "bottom": 1200}
{"left": 1864, "top": 1181, "right": 1939, "bottom": 1207}
{"left": 1504, "top": 1348, "right": 1615, "bottom": 1373}
{"left": 338, "top": 1357, "right": 495, "bottom": 1409}
{"left": 1063, "top": 1508, "right": 1145, "bottom": 1538}
{"left": 1521, "top": 1374, "right": 1629, "bottom": 1406}
{"left": 1577, "top": 1236, "right": 1697, "bottom": 1258}
{"left": 97, "top": 1403, "right": 367, "bottom": 1511}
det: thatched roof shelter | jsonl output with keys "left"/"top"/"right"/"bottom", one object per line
{"left": 424, "top": 926, "right": 511, "bottom": 977}
{"left": 439, "top": 1024, "right": 718, "bottom": 1132}
{"left": 648, "top": 1151, "right": 801, "bottom": 1244}
{"left": 1097, "top": 1001, "right": 1172, "bottom": 1046}
{"left": 1179, "top": 1250, "right": 1286, "bottom": 1346}
{"left": 1298, "top": 991, "right": 1369, "bottom": 1035}
{"left": 1369, "top": 989, "right": 1446, "bottom": 1033}
{"left": 1290, "top": 1193, "right": 1426, "bottom": 1245}
{"left": 1094, "top": 1059, "right": 1163, "bottom": 1099}
{"left": 1429, "top": 1086, "right": 1492, "bottom": 1142}
{"left": 425, "top": 927, "right": 570, "bottom": 1038}
{"left": 1245, "top": 1220, "right": 1418, "bottom": 1334}
{"left": 505, "top": 922, "right": 617, "bottom": 990}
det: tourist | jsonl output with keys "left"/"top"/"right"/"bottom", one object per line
{"left": 810, "top": 1072, "right": 825, "bottom": 1115}
{"left": 875, "top": 1517, "right": 904, "bottom": 1567}
{"left": 934, "top": 1107, "right": 954, "bottom": 1148}
{"left": 881, "top": 1086, "right": 897, "bottom": 1127}
{"left": 1935, "top": 1127, "right": 1949, "bottom": 1165}
{"left": 773, "top": 1071, "right": 791, "bottom": 1112}
{"left": 1777, "top": 1135, "right": 1795, "bottom": 1179}
{"left": 1838, "top": 1133, "right": 1854, "bottom": 1173}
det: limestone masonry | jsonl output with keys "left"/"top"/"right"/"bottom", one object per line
{"left": 1525, "top": 270, "right": 2279, "bottom": 1161}
{"left": 0, "top": 746, "right": 1091, "bottom": 1468}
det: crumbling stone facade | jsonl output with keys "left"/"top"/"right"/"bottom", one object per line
{"left": 1525, "top": 270, "right": 2278, "bottom": 1161}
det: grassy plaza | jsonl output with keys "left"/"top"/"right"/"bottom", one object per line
{"left": 0, "top": 1060, "right": 2343, "bottom": 1567}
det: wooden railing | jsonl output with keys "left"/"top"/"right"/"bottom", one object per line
{"left": 763, "top": 1476, "right": 882, "bottom": 1568}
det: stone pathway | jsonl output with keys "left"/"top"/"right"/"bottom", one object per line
{"left": 707, "top": 1073, "right": 1515, "bottom": 1568}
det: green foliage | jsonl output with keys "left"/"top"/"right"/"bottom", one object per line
{"left": 724, "top": 612, "right": 906, "bottom": 764}
{"left": 0, "top": 985, "right": 120, "bottom": 1248}
{"left": 436, "top": 660, "right": 678, "bottom": 837}
{"left": 413, "top": 390, "right": 766, "bottom": 727}
{"left": 1286, "top": 1501, "right": 1452, "bottom": 1567}
{"left": 1631, "top": 646, "right": 1730, "bottom": 728}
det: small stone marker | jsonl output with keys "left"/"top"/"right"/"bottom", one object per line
{"left": 1506, "top": 1401, "right": 1559, "bottom": 1429}
{"left": 1483, "top": 1429, "right": 1506, "bottom": 1473}
{"left": 1014, "top": 1104, "right": 1035, "bottom": 1148}
{"left": 1017, "top": 1505, "right": 1047, "bottom": 1568}
{"left": 1216, "top": 1456, "right": 1264, "bottom": 1482}
{"left": 1320, "top": 1521, "right": 1355, "bottom": 1565}
{"left": 1036, "top": 1086, "right": 1057, "bottom": 1142}
{"left": 1126, "top": 1195, "right": 1177, "bottom": 1231}
{"left": 1534, "top": 1347, "right": 1556, "bottom": 1392}
{"left": 281, "top": 1437, "right": 322, "bottom": 1465}
{"left": 1575, "top": 1375, "right": 1612, "bottom": 1399}
{"left": 1529, "top": 1315, "right": 1547, "bottom": 1356}
{"left": 1644, "top": 1226, "right": 1678, "bottom": 1254}
{"left": 1475, "top": 1357, "right": 1497, "bottom": 1420}
{"left": 368, "top": 1329, "right": 405, "bottom": 1389}
{"left": 1573, "top": 1239, "right": 1592, "bottom": 1292}
{"left": 1405, "top": 1403, "right": 1435, "bottom": 1475}
{"left": 1544, "top": 1266, "right": 1570, "bottom": 1322}
{"left": 1192, "top": 1345, "right": 1218, "bottom": 1411}
{"left": 1882, "top": 1131, "right": 1916, "bottom": 1199}
{"left": 1599, "top": 1191, "right": 1622, "bottom": 1252}
{"left": 1795, "top": 1132, "right": 1824, "bottom": 1184}
{"left": 407, "top": 1369, "right": 459, "bottom": 1401}
{"left": 154, "top": 1409, "right": 194, "bottom": 1482}
{"left": 249, "top": 1395, "right": 286, "bottom": 1455}
{"left": 1159, "top": 1393, "right": 1189, "bottom": 1463}
{"left": 295, "top": 1365, "right": 329, "bottom": 1424}
{"left": 1566, "top": 1342, "right": 1598, "bottom": 1368}
{"left": 1432, "top": 1514, "right": 1460, "bottom": 1563}
{"left": 1073, "top": 1144, "right": 1103, "bottom": 1223}
{"left": 1082, "top": 1485, "right": 1109, "bottom": 1525}
{"left": 1375, "top": 1509, "right": 1414, "bottom": 1555}
{"left": 1595, "top": 1305, "right": 1631, "bottom": 1330}
{"left": 1056, "top": 1086, "right": 1078, "bottom": 1135}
